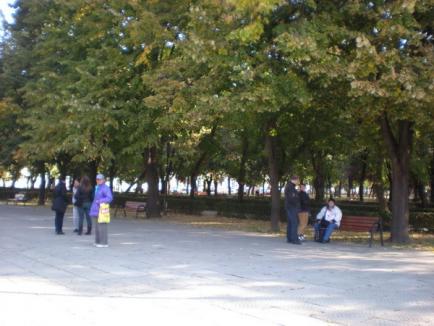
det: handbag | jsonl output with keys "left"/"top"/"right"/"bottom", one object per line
{"left": 98, "top": 203, "right": 110, "bottom": 223}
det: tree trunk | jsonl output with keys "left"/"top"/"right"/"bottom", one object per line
{"left": 161, "top": 177, "right": 168, "bottom": 195}
{"left": 145, "top": 147, "right": 161, "bottom": 218}
{"left": 237, "top": 135, "right": 248, "bottom": 201}
{"left": 336, "top": 181, "right": 342, "bottom": 198}
{"left": 124, "top": 171, "right": 146, "bottom": 193}
{"left": 312, "top": 152, "right": 326, "bottom": 202}
{"left": 417, "top": 182, "right": 427, "bottom": 208}
{"left": 189, "top": 125, "right": 217, "bottom": 198}
{"left": 206, "top": 178, "right": 212, "bottom": 196}
{"left": 227, "top": 177, "right": 231, "bottom": 195}
{"left": 265, "top": 124, "right": 280, "bottom": 232}
{"left": 373, "top": 158, "right": 388, "bottom": 213}
{"left": 38, "top": 162, "right": 46, "bottom": 206}
{"left": 214, "top": 180, "right": 218, "bottom": 196}
{"left": 89, "top": 160, "right": 98, "bottom": 188}
{"left": 347, "top": 176, "right": 353, "bottom": 199}
{"left": 430, "top": 153, "right": 434, "bottom": 204}
{"left": 358, "top": 150, "right": 368, "bottom": 202}
{"left": 109, "top": 164, "right": 116, "bottom": 193}
{"left": 380, "top": 115, "right": 412, "bottom": 243}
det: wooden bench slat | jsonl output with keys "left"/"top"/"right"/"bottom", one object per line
{"left": 316, "top": 215, "right": 384, "bottom": 247}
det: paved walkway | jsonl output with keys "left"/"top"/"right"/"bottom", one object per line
{"left": 1, "top": 205, "right": 433, "bottom": 326}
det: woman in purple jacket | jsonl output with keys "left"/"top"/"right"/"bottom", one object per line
{"left": 90, "top": 174, "right": 113, "bottom": 247}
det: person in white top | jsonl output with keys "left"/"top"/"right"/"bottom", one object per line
{"left": 314, "top": 198, "right": 342, "bottom": 243}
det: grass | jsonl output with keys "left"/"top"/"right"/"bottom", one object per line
{"left": 158, "top": 212, "right": 434, "bottom": 252}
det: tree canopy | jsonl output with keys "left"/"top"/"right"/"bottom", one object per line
{"left": 1, "top": 0, "right": 433, "bottom": 242}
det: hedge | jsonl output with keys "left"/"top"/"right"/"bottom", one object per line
{"left": 1, "top": 188, "right": 433, "bottom": 231}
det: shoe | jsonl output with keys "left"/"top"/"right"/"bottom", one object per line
{"left": 85, "top": 227, "right": 91, "bottom": 235}
{"left": 95, "top": 244, "right": 109, "bottom": 248}
{"left": 321, "top": 239, "right": 330, "bottom": 243}
{"left": 300, "top": 234, "right": 305, "bottom": 241}
{"left": 73, "top": 229, "right": 78, "bottom": 233}
{"left": 56, "top": 231, "right": 65, "bottom": 235}
{"left": 292, "top": 241, "right": 302, "bottom": 245}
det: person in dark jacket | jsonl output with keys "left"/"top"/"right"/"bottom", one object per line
{"left": 74, "top": 176, "right": 94, "bottom": 236}
{"left": 284, "top": 175, "right": 301, "bottom": 245}
{"left": 52, "top": 177, "right": 68, "bottom": 235}
{"left": 298, "top": 184, "right": 310, "bottom": 241}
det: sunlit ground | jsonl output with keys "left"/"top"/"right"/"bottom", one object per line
{"left": 157, "top": 213, "right": 434, "bottom": 252}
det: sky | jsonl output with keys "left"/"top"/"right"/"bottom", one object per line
{"left": 0, "top": 0, "right": 15, "bottom": 38}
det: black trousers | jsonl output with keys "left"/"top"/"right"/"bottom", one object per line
{"left": 54, "top": 211, "right": 65, "bottom": 233}
{"left": 286, "top": 208, "right": 299, "bottom": 242}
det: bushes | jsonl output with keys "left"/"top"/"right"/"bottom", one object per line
{"left": 410, "top": 213, "right": 434, "bottom": 231}
{"left": 1, "top": 189, "right": 433, "bottom": 231}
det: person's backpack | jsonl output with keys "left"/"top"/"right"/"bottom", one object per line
{"left": 314, "top": 207, "right": 330, "bottom": 242}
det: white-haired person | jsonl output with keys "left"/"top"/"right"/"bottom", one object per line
{"left": 89, "top": 174, "right": 113, "bottom": 247}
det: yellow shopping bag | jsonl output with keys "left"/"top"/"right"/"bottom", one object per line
{"left": 98, "top": 203, "right": 111, "bottom": 223}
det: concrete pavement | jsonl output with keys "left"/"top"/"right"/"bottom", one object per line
{"left": 1, "top": 205, "right": 433, "bottom": 325}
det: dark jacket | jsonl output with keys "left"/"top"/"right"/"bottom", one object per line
{"left": 284, "top": 182, "right": 300, "bottom": 210}
{"left": 74, "top": 186, "right": 94, "bottom": 208}
{"left": 52, "top": 181, "right": 68, "bottom": 213}
{"left": 299, "top": 190, "right": 310, "bottom": 212}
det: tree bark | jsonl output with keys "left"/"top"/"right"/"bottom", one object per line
{"left": 124, "top": 171, "right": 146, "bottom": 193}
{"left": 265, "top": 123, "right": 280, "bottom": 232}
{"left": 206, "top": 177, "right": 212, "bottom": 196}
{"left": 373, "top": 158, "right": 388, "bottom": 213}
{"left": 380, "top": 114, "right": 412, "bottom": 243}
{"left": 358, "top": 150, "right": 368, "bottom": 202}
{"left": 89, "top": 160, "right": 98, "bottom": 188}
{"left": 189, "top": 125, "right": 217, "bottom": 198}
{"left": 237, "top": 135, "right": 248, "bottom": 201}
{"left": 430, "top": 153, "right": 434, "bottom": 204}
{"left": 37, "top": 162, "right": 46, "bottom": 206}
{"left": 417, "top": 182, "right": 428, "bottom": 208}
{"left": 145, "top": 147, "right": 161, "bottom": 218}
{"left": 227, "top": 177, "right": 231, "bottom": 195}
{"left": 347, "top": 175, "right": 353, "bottom": 199}
{"left": 312, "top": 153, "right": 325, "bottom": 202}
{"left": 109, "top": 160, "right": 116, "bottom": 193}
{"left": 214, "top": 179, "right": 218, "bottom": 196}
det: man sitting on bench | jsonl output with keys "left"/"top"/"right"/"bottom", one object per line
{"left": 314, "top": 198, "right": 342, "bottom": 243}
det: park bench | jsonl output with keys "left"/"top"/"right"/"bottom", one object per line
{"left": 316, "top": 215, "right": 384, "bottom": 247}
{"left": 115, "top": 200, "right": 147, "bottom": 219}
{"left": 6, "top": 193, "right": 29, "bottom": 206}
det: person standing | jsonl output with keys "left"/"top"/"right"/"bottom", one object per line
{"left": 284, "top": 175, "right": 301, "bottom": 245}
{"left": 89, "top": 174, "right": 113, "bottom": 247}
{"left": 52, "top": 177, "right": 68, "bottom": 235}
{"left": 74, "top": 176, "right": 94, "bottom": 236}
{"left": 298, "top": 184, "right": 310, "bottom": 241}
{"left": 72, "top": 179, "right": 80, "bottom": 233}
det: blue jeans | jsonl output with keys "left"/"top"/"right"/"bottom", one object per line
{"left": 78, "top": 203, "right": 92, "bottom": 232}
{"left": 314, "top": 222, "right": 338, "bottom": 241}
{"left": 286, "top": 208, "right": 299, "bottom": 242}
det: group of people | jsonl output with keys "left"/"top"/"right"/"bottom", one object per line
{"left": 51, "top": 173, "right": 113, "bottom": 247}
{"left": 285, "top": 175, "right": 342, "bottom": 244}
